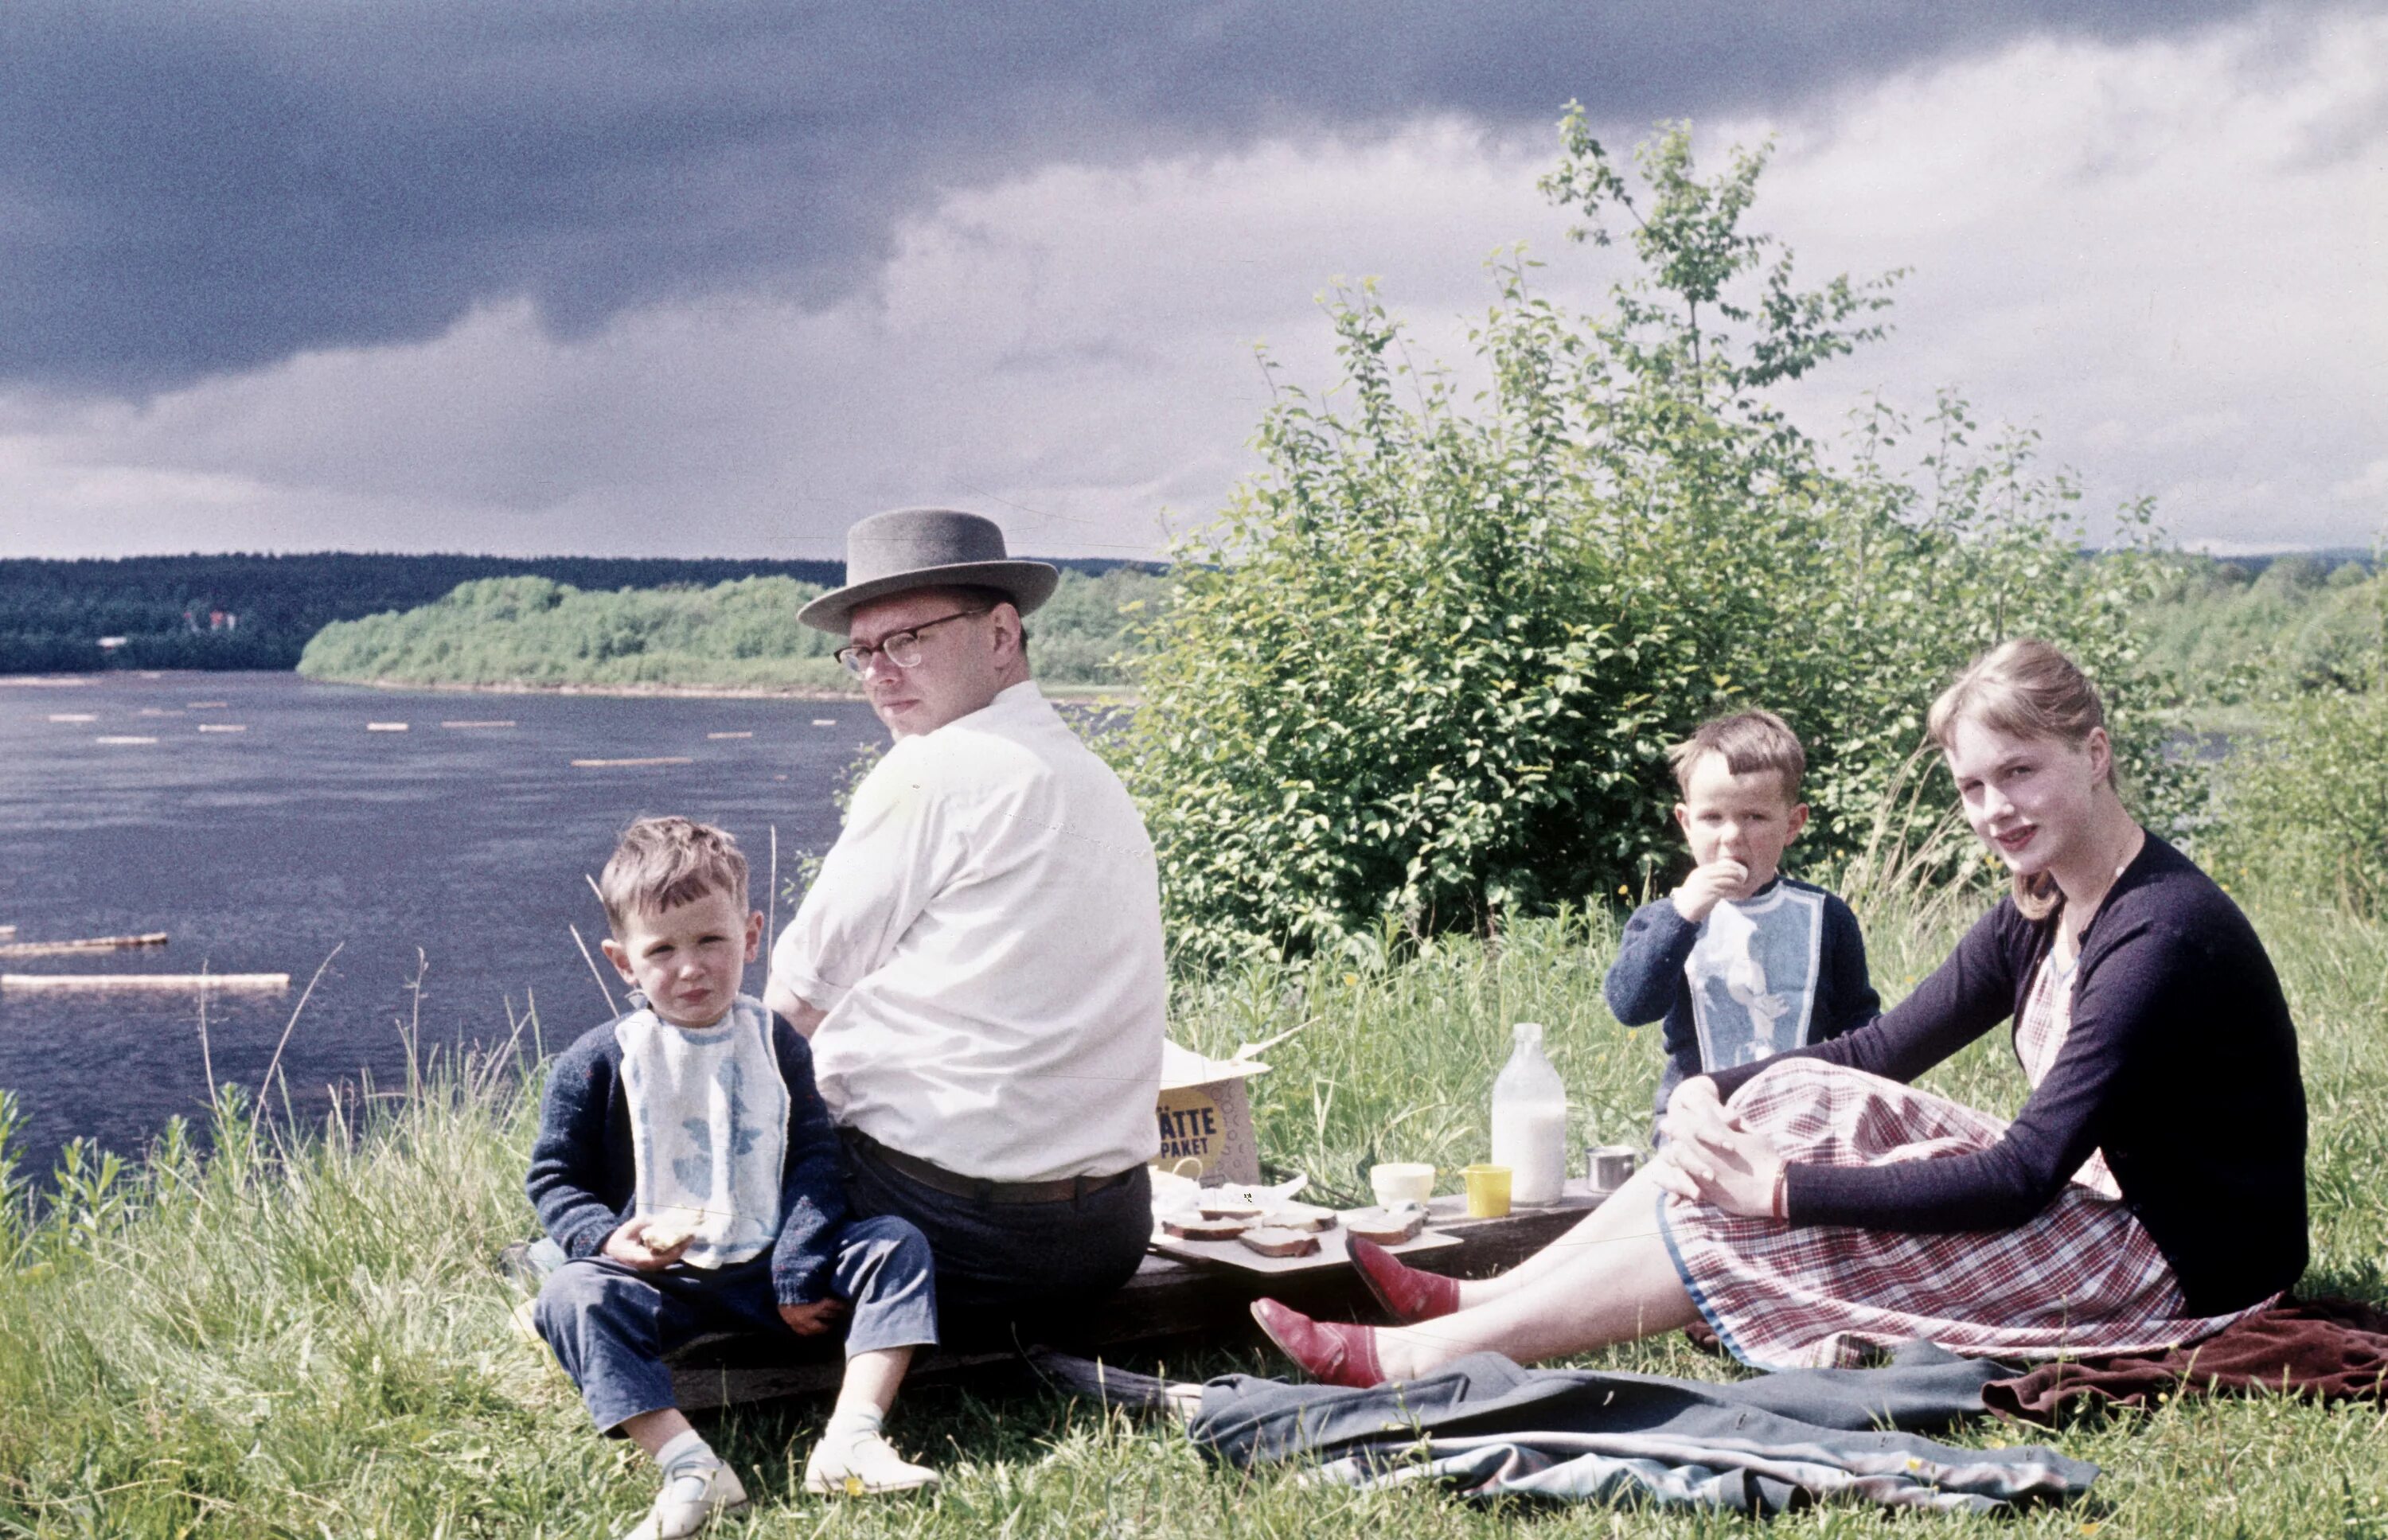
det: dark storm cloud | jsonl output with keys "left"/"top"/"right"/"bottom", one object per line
{"left": 0, "top": 0, "right": 2299, "bottom": 392}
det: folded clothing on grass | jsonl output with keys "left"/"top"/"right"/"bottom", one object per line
{"left": 1188, "top": 1348, "right": 2095, "bottom": 1516}
{"left": 1986, "top": 1296, "right": 2388, "bottom": 1424}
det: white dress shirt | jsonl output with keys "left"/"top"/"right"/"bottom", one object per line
{"left": 769, "top": 680, "right": 1166, "bottom": 1181}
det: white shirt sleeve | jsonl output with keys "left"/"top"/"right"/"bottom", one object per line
{"left": 769, "top": 744, "right": 955, "bottom": 1012}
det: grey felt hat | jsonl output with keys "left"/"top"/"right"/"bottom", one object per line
{"left": 797, "top": 507, "right": 1061, "bottom": 633}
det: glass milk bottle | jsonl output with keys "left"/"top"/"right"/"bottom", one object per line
{"left": 1489, "top": 1021, "right": 1570, "bottom": 1206}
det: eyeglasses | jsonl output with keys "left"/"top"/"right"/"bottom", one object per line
{"left": 834, "top": 609, "right": 989, "bottom": 675}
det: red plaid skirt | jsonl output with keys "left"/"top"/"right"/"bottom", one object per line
{"left": 1660, "top": 1059, "right": 2265, "bottom": 1370}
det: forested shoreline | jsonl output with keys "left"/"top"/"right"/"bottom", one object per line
{"left": 12, "top": 547, "right": 2374, "bottom": 698}
{"left": 0, "top": 552, "right": 1158, "bottom": 676}
{"left": 294, "top": 567, "right": 1167, "bottom": 691}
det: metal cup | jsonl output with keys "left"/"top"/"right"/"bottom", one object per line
{"left": 1586, "top": 1144, "right": 1639, "bottom": 1191}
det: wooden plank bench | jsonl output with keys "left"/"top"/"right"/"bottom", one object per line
{"left": 652, "top": 1180, "right": 1615, "bottom": 1409}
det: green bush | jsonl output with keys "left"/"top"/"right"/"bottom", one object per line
{"left": 1116, "top": 115, "right": 2189, "bottom": 967}
{"left": 2210, "top": 685, "right": 2388, "bottom": 917}
{"left": 2139, "top": 554, "right": 2385, "bottom": 709}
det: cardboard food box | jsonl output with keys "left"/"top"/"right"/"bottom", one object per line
{"left": 1155, "top": 1041, "right": 1270, "bottom": 1184}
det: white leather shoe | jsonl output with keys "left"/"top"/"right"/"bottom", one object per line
{"left": 622, "top": 1460, "right": 748, "bottom": 1539}
{"left": 803, "top": 1432, "right": 940, "bottom": 1496}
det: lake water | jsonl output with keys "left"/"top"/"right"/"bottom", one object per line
{"left": 0, "top": 671, "right": 880, "bottom": 1177}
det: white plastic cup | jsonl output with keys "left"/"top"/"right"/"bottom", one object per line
{"left": 1369, "top": 1162, "right": 1436, "bottom": 1207}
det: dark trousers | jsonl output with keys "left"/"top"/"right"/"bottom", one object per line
{"left": 838, "top": 1135, "right": 1152, "bottom": 1330}
{"left": 533, "top": 1215, "right": 937, "bottom": 1432}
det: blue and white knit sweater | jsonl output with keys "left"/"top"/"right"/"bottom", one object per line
{"left": 525, "top": 993, "right": 847, "bottom": 1304}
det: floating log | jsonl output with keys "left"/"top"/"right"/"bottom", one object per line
{"left": 0, "top": 933, "right": 168, "bottom": 958}
{"left": 138, "top": 708, "right": 184, "bottom": 717}
{"left": 810, "top": 718, "right": 837, "bottom": 726}
{"left": 441, "top": 719, "right": 515, "bottom": 729}
{"left": 0, "top": 926, "right": 14, "bottom": 938}
{"left": 706, "top": 731, "right": 754, "bottom": 739}
{"left": 93, "top": 735, "right": 158, "bottom": 745}
{"left": 47, "top": 713, "right": 96, "bottom": 723}
{"left": 572, "top": 756, "right": 693, "bottom": 768}
{"left": 186, "top": 700, "right": 228, "bottom": 709}
{"left": 197, "top": 723, "right": 247, "bottom": 733}
{"left": 366, "top": 722, "right": 409, "bottom": 732}
{"left": 2, "top": 973, "right": 289, "bottom": 994}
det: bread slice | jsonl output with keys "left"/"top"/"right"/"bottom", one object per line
{"left": 1343, "top": 1206, "right": 1428, "bottom": 1246}
{"left": 1262, "top": 1201, "right": 1340, "bottom": 1232}
{"left": 1236, "top": 1226, "right": 1323, "bottom": 1258}
{"left": 1197, "top": 1199, "right": 1267, "bottom": 1222}
{"left": 641, "top": 1211, "right": 702, "bottom": 1252}
{"left": 1161, "top": 1214, "right": 1252, "bottom": 1241}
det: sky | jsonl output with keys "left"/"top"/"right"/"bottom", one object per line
{"left": 0, "top": 2, "right": 2381, "bottom": 562}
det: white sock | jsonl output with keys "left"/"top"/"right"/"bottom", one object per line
{"left": 654, "top": 1428, "right": 720, "bottom": 1477}
{"left": 820, "top": 1405, "right": 883, "bottom": 1452}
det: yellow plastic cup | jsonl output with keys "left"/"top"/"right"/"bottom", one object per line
{"left": 1461, "top": 1163, "right": 1512, "bottom": 1218}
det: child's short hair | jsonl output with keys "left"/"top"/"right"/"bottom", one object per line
{"left": 1666, "top": 710, "right": 1806, "bottom": 801}
{"left": 598, "top": 817, "right": 749, "bottom": 934}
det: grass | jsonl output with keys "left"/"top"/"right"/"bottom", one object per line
{"left": 2, "top": 869, "right": 2386, "bottom": 1537}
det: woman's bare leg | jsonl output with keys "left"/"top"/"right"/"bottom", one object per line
{"left": 1375, "top": 1177, "right": 1697, "bottom": 1379}
{"left": 1450, "top": 1164, "right": 1673, "bottom": 1308}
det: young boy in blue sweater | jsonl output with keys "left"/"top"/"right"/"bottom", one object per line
{"left": 528, "top": 817, "right": 939, "bottom": 1537}
{"left": 1606, "top": 711, "right": 1880, "bottom": 1142}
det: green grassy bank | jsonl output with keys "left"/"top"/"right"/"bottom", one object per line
{"left": 2, "top": 875, "right": 2385, "bottom": 1537}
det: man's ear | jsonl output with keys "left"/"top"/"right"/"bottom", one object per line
{"left": 1672, "top": 801, "right": 1691, "bottom": 835}
{"left": 743, "top": 910, "right": 764, "bottom": 963}
{"left": 989, "top": 601, "right": 1024, "bottom": 659}
{"left": 1786, "top": 803, "right": 1810, "bottom": 841}
{"left": 599, "top": 936, "right": 636, "bottom": 983}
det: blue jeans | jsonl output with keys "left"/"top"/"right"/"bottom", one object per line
{"left": 533, "top": 1214, "right": 937, "bottom": 1432}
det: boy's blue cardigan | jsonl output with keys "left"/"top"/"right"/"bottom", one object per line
{"left": 525, "top": 996, "right": 848, "bottom": 1305}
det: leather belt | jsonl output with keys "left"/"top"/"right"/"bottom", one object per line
{"left": 843, "top": 1128, "right": 1136, "bottom": 1206}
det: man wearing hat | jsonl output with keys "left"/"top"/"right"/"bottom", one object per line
{"left": 764, "top": 507, "right": 1165, "bottom": 1322}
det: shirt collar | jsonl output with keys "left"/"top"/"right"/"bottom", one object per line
{"left": 935, "top": 677, "right": 1048, "bottom": 735}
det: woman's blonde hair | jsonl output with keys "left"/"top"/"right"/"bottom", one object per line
{"left": 1926, "top": 638, "right": 2113, "bottom": 922}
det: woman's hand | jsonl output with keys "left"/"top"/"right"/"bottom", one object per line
{"left": 1653, "top": 1078, "right": 1787, "bottom": 1219}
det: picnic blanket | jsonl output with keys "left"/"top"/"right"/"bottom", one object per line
{"left": 1985, "top": 1296, "right": 2388, "bottom": 1424}
{"left": 1187, "top": 1348, "right": 2096, "bottom": 1516}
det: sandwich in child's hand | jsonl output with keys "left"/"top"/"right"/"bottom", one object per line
{"left": 641, "top": 1211, "right": 699, "bottom": 1253}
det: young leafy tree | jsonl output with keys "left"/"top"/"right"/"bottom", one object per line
{"left": 1120, "top": 114, "right": 2184, "bottom": 967}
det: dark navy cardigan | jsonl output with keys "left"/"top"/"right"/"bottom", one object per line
{"left": 1706, "top": 835, "right": 2308, "bottom": 1318}
{"left": 525, "top": 998, "right": 849, "bottom": 1304}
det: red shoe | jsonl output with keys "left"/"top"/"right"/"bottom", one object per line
{"left": 1348, "top": 1236, "right": 1461, "bottom": 1324}
{"left": 1249, "top": 1298, "right": 1385, "bottom": 1389}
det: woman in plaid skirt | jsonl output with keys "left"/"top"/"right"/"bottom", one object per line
{"left": 1254, "top": 640, "right": 2307, "bottom": 1382}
